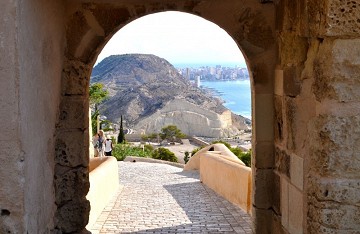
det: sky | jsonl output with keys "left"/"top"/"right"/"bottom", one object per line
{"left": 95, "top": 11, "right": 246, "bottom": 67}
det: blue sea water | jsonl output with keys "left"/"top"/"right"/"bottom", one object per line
{"left": 200, "top": 80, "right": 251, "bottom": 118}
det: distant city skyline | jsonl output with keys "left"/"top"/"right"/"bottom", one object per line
{"left": 95, "top": 11, "right": 247, "bottom": 67}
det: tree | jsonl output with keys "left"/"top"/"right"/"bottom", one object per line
{"left": 159, "top": 125, "right": 186, "bottom": 143}
{"left": 118, "top": 115, "right": 125, "bottom": 144}
{"left": 141, "top": 133, "right": 158, "bottom": 144}
{"left": 151, "top": 148, "right": 178, "bottom": 162}
{"left": 184, "top": 151, "right": 190, "bottom": 164}
{"left": 89, "top": 83, "right": 109, "bottom": 135}
{"left": 89, "top": 83, "right": 109, "bottom": 107}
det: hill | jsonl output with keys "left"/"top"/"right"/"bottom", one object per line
{"left": 91, "top": 54, "right": 250, "bottom": 137}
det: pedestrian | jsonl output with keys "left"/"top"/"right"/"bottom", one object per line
{"left": 97, "top": 130, "right": 105, "bottom": 157}
{"left": 92, "top": 133, "right": 99, "bottom": 157}
{"left": 104, "top": 135, "right": 113, "bottom": 156}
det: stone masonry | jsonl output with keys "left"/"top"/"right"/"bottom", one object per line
{"left": 0, "top": 0, "right": 360, "bottom": 233}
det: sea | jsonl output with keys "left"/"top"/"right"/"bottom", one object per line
{"left": 200, "top": 80, "right": 251, "bottom": 119}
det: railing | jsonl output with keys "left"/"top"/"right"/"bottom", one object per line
{"left": 184, "top": 144, "right": 252, "bottom": 213}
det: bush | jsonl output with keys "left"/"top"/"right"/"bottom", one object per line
{"left": 112, "top": 143, "right": 152, "bottom": 161}
{"left": 144, "top": 144, "right": 154, "bottom": 152}
{"left": 151, "top": 147, "right": 178, "bottom": 162}
{"left": 230, "top": 147, "right": 243, "bottom": 158}
{"left": 184, "top": 151, "right": 190, "bottom": 164}
{"left": 191, "top": 146, "right": 204, "bottom": 156}
{"left": 238, "top": 150, "right": 251, "bottom": 167}
{"left": 211, "top": 140, "right": 231, "bottom": 149}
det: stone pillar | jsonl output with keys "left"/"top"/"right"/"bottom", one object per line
{"left": 307, "top": 38, "right": 360, "bottom": 233}
{"left": 54, "top": 59, "right": 91, "bottom": 233}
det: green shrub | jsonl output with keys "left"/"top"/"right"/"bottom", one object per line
{"left": 112, "top": 143, "right": 151, "bottom": 161}
{"left": 238, "top": 150, "right": 251, "bottom": 167}
{"left": 144, "top": 144, "right": 154, "bottom": 152}
{"left": 211, "top": 140, "right": 231, "bottom": 149}
{"left": 184, "top": 151, "right": 190, "bottom": 164}
{"left": 230, "top": 147, "right": 243, "bottom": 157}
{"left": 191, "top": 146, "right": 204, "bottom": 156}
{"left": 151, "top": 147, "right": 178, "bottom": 162}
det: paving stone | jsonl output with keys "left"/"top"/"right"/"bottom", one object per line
{"left": 89, "top": 161, "right": 253, "bottom": 233}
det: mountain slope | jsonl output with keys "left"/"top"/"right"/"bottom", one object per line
{"left": 91, "top": 54, "right": 249, "bottom": 136}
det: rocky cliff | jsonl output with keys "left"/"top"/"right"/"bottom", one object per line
{"left": 91, "top": 54, "right": 250, "bottom": 137}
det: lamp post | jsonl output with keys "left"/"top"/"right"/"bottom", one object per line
{"left": 97, "top": 115, "right": 107, "bottom": 133}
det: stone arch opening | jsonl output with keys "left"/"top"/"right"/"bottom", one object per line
{"left": 55, "top": 2, "right": 276, "bottom": 233}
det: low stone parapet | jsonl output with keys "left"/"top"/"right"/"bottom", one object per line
{"left": 200, "top": 153, "right": 252, "bottom": 213}
{"left": 184, "top": 143, "right": 251, "bottom": 213}
{"left": 86, "top": 156, "right": 119, "bottom": 229}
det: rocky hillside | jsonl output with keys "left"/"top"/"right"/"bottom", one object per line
{"left": 91, "top": 54, "right": 250, "bottom": 137}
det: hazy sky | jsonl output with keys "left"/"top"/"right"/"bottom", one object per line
{"left": 95, "top": 11, "right": 246, "bottom": 67}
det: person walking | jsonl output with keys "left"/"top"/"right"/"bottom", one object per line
{"left": 97, "top": 130, "right": 105, "bottom": 157}
{"left": 104, "top": 136, "right": 113, "bottom": 156}
{"left": 92, "top": 134, "right": 99, "bottom": 157}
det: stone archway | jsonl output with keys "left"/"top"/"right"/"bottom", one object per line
{"left": 55, "top": 1, "right": 276, "bottom": 233}
{"left": 4, "top": 1, "right": 360, "bottom": 233}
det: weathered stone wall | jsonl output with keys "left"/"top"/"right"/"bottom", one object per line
{"left": 0, "top": 0, "right": 66, "bottom": 233}
{"left": 19, "top": 1, "right": 66, "bottom": 233}
{"left": 0, "top": 1, "right": 24, "bottom": 233}
{"left": 275, "top": 0, "right": 360, "bottom": 233}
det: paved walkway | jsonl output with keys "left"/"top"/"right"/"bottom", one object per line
{"left": 90, "top": 162, "right": 254, "bottom": 233}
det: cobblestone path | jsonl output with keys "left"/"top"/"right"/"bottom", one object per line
{"left": 90, "top": 161, "right": 254, "bottom": 234}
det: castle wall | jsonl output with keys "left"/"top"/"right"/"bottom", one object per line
{"left": 2, "top": 0, "right": 359, "bottom": 233}
{"left": 0, "top": 1, "right": 24, "bottom": 233}
{"left": 0, "top": 0, "right": 66, "bottom": 233}
{"left": 275, "top": 0, "right": 360, "bottom": 233}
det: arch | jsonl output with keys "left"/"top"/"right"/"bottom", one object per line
{"left": 55, "top": 1, "right": 276, "bottom": 232}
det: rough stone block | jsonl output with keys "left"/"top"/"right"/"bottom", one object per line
{"left": 279, "top": 33, "right": 308, "bottom": 67}
{"left": 274, "top": 95, "right": 283, "bottom": 143}
{"left": 324, "top": 0, "right": 360, "bottom": 37}
{"left": 90, "top": 7, "right": 130, "bottom": 35}
{"left": 285, "top": 97, "right": 296, "bottom": 150}
{"left": 289, "top": 184, "right": 303, "bottom": 234}
{"left": 56, "top": 130, "right": 89, "bottom": 167}
{"left": 274, "top": 69, "right": 283, "bottom": 96}
{"left": 275, "top": 147, "right": 290, "bottom": 178}
{"left": 283, "top": 66, "right": 301, "bottom": 97}
{"left": 252, "top": 208, "right": 273, "bottom": 234}
{"left": 66, "top": 11, "right": 90, "bottom": 58}
{"left": 309, "top": 114, "right": 360, "bottom": 178}
{"left": 272, "top": 173, "right": 281, "bottom": 215}
{"left": 254, "top": 94, "right": 274, "bottom": 142}
{"left": 307, "top": 197, "right": 360, "bottom": 232}
{"left": 62, "top": 61, "right": 90, "bottom": 96}
{"left": 57, "top": 96, "right": 88, "bottom": 130}
{"left": 55, "top": 199, "right": 90, "bottom": 233}
{"left": 313, "top": 39, "right": 360, "bottom": 102}
{"left": 252, "top": 168, "right": 274, "bottom": 209}
{"left": 54, "top": 166, "right": 89, "bottom": 205}
{"left": 308, "top": 176, "right": 360, "bottom": 208}
{"left": 290, "top": 154, "right": 303, "bottom": 190}
{"left": 272, "top": 211, "right": 286, "bottom": 234}
{"left": 253, "top": 141, "right": 274, "bottom": 169}
{"left": 281, "top": 177, "right": 289, "bottom": 230}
